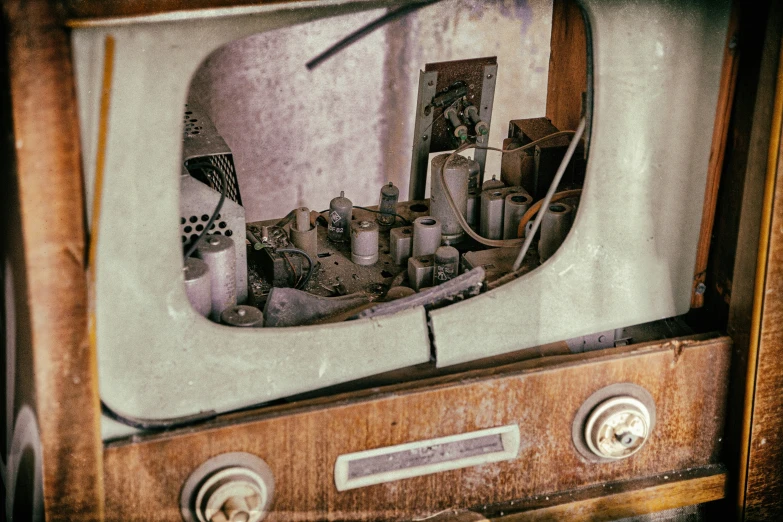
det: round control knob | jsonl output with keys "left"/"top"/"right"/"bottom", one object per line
{"left": 181, "top": 453, "right": 274, "bottom": 522}
{"left": 195, "top": 467, "right": 269, "bottom": 522}
{"left": 584, "top": 396, "right": 651, "bottom": 460}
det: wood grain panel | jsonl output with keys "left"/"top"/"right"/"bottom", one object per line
{"left": 546, "top": 0, "right": 587, "bottom": 133}
{"left": 489, "top": 465, "right": 726, "bottom": 521}
{"left": 3, "top": 0, "right": 104, "bottom": 519}
{"left": 104, "top": 336, "right": 730, "bottom": 521}
{"left": 743, "top": 30, "right": 783, "bottom": 519}
{"left": 691, "top": 0, "right": 741, "bottom": 309}
{"left": 422, "top": 466, "right": 726, "bottom": 520}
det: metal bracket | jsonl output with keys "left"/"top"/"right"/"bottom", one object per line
{"left": 409, "top": 70, "right": 438, "bottom": 200}
{"left": 474, "top": 63, "right": 498, "bottom": 186}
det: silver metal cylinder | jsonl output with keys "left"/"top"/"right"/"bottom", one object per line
{"left": 482, "top": 175, "right": 505, "bottom": 191}
{"left": 480, "top": 188, "right": 507, "bottom": 240}
{"left": 290, "top": 206, "right": 318, "bottom": 260}
{"left": 183, "top": 257, "right": 211, "bottom": 318}
{"left": 195, "top": 234, "right": 237, "bottom": 321}
{"left": 430, "top": 154, "right": 473, "bottom": 245}
{"left": 390, "top": 226, "right": 413, "bottom": 266}
{"left": 350, "top": 220, "right": 379, "bottom": 265}
{"left": 327, "top": 191, "right": 352, "bottom": 243}
{"left": 220, "top": 304, "right": 264, "bottom": 327}
{"left": 503, "top": 192, "right": 533, "bottom": 239}
{"left": 377, "top": 182, "right": 399, "bottom": 227}
{"left": 433, "top": 246, "right": 460, "bottom": 285}
{"left": 539, "top": 202, "right": 574, "bottom": 263}
{"left": 412, "top": 216, "right": 442, "bottom": 258}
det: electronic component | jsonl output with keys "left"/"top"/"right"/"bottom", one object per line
{"left": 444, "top": 104, "right": 468, "bottom": 142}
{"left": 180, "top": 170, "right": 247, "bottom": 304}
{"left": 183, "top": 257, "right": 211, "bottom": 318}
{"left": 195, "top": 235, "right": 237, "bottom": 321}
{"left": 480, "top": 186, "right": 525, "bottom": 240}
{"left": 430, "top": 154, "right": 475, "bottom": 245}
{"left": 407, "top": 255, "right": 435, "bottom": 292}
{"left": 377, "top": 182, "right": 400, "bottom": 227}
{"left": 350, "top": 220, "right": 379, "bottom": 266}
{"left": 327, "top": 191, "right": 352, "bottom": 243}
{"left": 539, "top": 202, "right": 574, "bottom": 263}
{"left": 482, "top": 175, "right": 504, "bottom": 191}
{"left": 220, "top": 305, "right": 264, "bottom": 327}
{"left": 250, "top": 224, "right": 309, "bottom": 289}
{"left": 503, "top": 192, "right": 533, "bottom": 239}
{"left": 411, "top": 217, "right": 441, "bottom": 258}
{"left": 462, "top": 247, "right": 522, "bottom": 284}
{"left": 389, "top": 226, "right": 413, "bottom": 266}
{"left": 289, "top": 207, "right": 318, "bottom": 260}
{"left": 433, "top": 246, "right": 459, "bottom": 285}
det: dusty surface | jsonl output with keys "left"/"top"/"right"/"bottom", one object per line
{"left": 188, "top": 0, "right": 554, "bottom": 221}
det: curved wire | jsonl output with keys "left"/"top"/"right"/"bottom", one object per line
{"left": 277, "top": 247, "right": 314, "bottom": 289}
{"left": 306, "top": 1, "right": 443, "bottom": 70}
{"left": 183, "top": 162, "right": 227, "bottom": 259}
{"left": 353, "top": 205, "right": 412, "bottom": 225}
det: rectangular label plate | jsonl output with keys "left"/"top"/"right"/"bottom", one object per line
{"left": 334, "top": 424, "right": 520, "bottom": 491}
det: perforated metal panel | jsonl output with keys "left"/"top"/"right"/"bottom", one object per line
{"left": 182, "top": 103, "right": 242, "bottom": 205}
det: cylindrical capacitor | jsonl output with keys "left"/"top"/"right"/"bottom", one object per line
{"left": 539, "top": 202, "right": 574, "bottom": 263}
{"left": 480, "top": 188, "right": 507, "bottom": 240}
{"left": 327, "top": 191, "right": 352, "bottom": 243}
{"left": 433, "top": 246, "right": 460, "bottom": 285}
{"left": 183, "top": 257, "right": 211, "bottom": 318}
{"left": 195, "top": 234, "right": 237, "bottom": 321}
{"left": 482, "top": 175, "right": 505, "bottom": 191}
{"left": 220, "top": 304, "right": 264, "bottom": 327}
{"left": 466, "top": 188, "right": 480, "bottom": 231}
{"left": 430, "top": 154, "right": 474, "bottom": 245}
{"left": 503, "top": 192, "right": 533, "bottom": 239}
{"left": 290, "top": 206, "right": 318, "bottom": 260}
{"left": 412, "top": 216, "right": 442, "bottom": 257}
{"left": 377, "top": 182, "right": 399, "bottom": 227}
{"left": 350, "top": 220, "right": 379, "bottom": 265}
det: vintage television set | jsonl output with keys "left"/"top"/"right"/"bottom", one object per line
{"left": 9, "top": 0, "right": 763, "bottom": 519}
{"left": 75, "top": 0, "right": 727, "bottom": 429}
